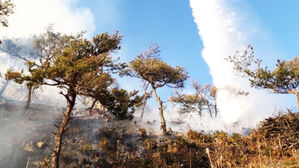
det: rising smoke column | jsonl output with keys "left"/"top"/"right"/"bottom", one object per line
{"left": 189, "top": 0, "right": 281, "bottom": 127}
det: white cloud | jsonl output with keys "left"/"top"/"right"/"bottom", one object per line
{"left": 0, "top": 0, "right": 95, "bottom": 38}
{"left": 0, "top": 0, "right": 95, "bottom": 106}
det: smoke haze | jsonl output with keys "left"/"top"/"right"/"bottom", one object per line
{"left": 0, "top": 1, "right": 96, "bottom": 164}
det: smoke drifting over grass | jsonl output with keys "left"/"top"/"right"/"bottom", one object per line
{"left": 189, "top": 0, "right": 287, "bottom": 128}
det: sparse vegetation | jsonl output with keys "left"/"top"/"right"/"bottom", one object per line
{"left": 0, "top": 0, "right": 14, "bottom": 27}
{"left": 171, "top": 82, "right": 218, "bottom": 118}
{"left": 0, "top": 2, "right": 298, "bottom": 168}
{"left": 5, "top": 30, "right": 130, "bottom": 168}
{"left": 0, "top": 96, "right": 298, "bottom": 168}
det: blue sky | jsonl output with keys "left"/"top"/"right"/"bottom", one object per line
{"left": 77, "top": 0, "right": 209, "bottom": 84}
{"left": 248, "top": 0, "right": 299, "bottom": 58}
{"left": 77, "top": 0, "right": 298, "bottom": 83}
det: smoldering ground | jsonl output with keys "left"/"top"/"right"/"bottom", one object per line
{"left": 0, "top": 100, "right": 62, "bottom": 168}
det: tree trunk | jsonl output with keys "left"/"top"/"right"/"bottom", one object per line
{"left": 51, "top": 95, "right": 76, "bottom": 168}
{"left": 0, "top": 61, "right": 17, "bottom": 98}
{"left": 152, "top": 86, "right": 167, "bottom": 134}
{"left": 197, "top": 103, "right": 202, "bottom": 116}
{"left": 89, "top": 99, "right": 97, "bottom": 114}
{"left": 295, "top": 91, "right": 299, "bottom": 112}
{"left": 202, "top": 96, "right": 213, "bottom": 119}
{"left": 207, "top": 103, "right": 213, "bottom": 119}
{"left": 25, "top": 85, "right": 32, "bottom": 110}
{"left": 140, "top": 99, "right": 147, "bottom": 121}
{"left": 140, "top": 82, "right": 150, "bottom": 121}
{"left": 214, "top": 102, "right": 218, "bottom": 118}
{"left": 0, "top": 80, "right": 9, "bottom": 98}
{"left": 288, "top": 90, "right": 299, "bottom": 112}
{"left": 140, "top": 93, "right": 151, "bottom": 121}
{"left": 204, "top": 100, "right": 213, "bottom": 119}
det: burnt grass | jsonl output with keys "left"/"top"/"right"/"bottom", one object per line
{"left": 0, "top": 100, "right": 298, "bottom": 168}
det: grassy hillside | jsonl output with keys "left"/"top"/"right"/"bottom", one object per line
{"left": 0, "top": 101, "right": 298, "bottom": 168}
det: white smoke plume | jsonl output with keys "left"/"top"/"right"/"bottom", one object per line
{"left": 189, "top": 0, "right": 286, "bottom": 128}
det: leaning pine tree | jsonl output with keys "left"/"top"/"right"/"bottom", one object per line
{"left": 129, "top": 45, "right": 188, "bottom": 134}
{"left": 227, "top": 45, "right": 299, "bottom": 111}
{"left": 6, "top": 31, "right": 125, "bottom": 168}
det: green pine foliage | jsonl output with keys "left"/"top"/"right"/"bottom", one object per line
{"left": 227, "top": 45, "right": 299, "bottom": 110}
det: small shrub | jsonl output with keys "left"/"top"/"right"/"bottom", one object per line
{"left": 142, "top": 158, "right": 154, "bottom": 168}
{"left": 98, "top": 137, "right": 109, "bottom": 151}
